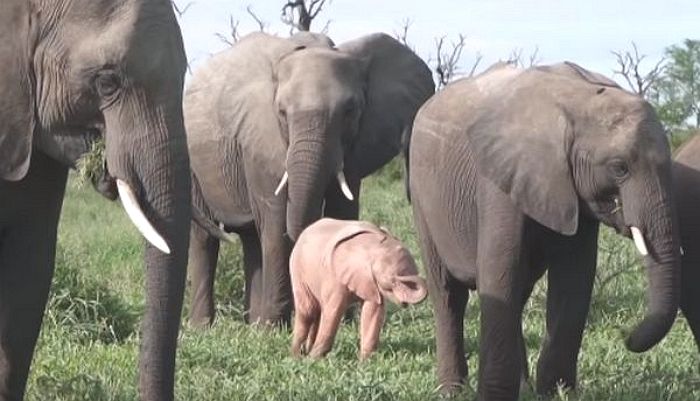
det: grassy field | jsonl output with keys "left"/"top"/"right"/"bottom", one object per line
{"left": 26, "top": 160, "right": 699, "bottom": 401}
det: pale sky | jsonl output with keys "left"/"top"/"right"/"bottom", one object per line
{"left": 175, "top": 0, "right": 699, "bottom": 86}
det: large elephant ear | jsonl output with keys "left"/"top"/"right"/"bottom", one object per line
{"left": 0, "top": 1, "right": 37, "bottom": 181}
{"left": 324, "top": 221, "right": 384, "bottom": 303}
{"left": 467, "top": 68, "right": 579, "bottom": 235}
{"left": 185, "top": 32, "right": 303, "bottom": 177}
{"left": 338, "top": 33, "right": 434, "bottom": 178}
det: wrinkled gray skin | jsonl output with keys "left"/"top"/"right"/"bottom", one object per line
{"left": 409, "top": 62, "right": 681, "bottom": 400}
{"left": 185, "top": 32, "right": 433, "bottom": 326}
{"left": 530, "top": 135, "right": 700, "bottom": 400}
{"left": 672, "top": 137, "right": 700, "bottom": 351}
{"left": 0, "top": 1, "right": 190, "bottom": 400}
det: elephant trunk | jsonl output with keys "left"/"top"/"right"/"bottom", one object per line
{"left": 104, "top": 93, "right": 190, "bottom": 400}
{"left": 285, "top": 112, "right": 340, "bottom": 241}
{"left": 623, "top": 171, "right": 681, "bottom": 352}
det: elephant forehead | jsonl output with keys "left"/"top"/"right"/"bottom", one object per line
{"left": 279, "top": 50, "right": 363, "bottom": 85}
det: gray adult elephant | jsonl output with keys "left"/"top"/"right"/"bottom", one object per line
{"left": 184, "top": 32, "right": 433, "bottom": 326}
{"left": 408, "top": 61, "right": 681, "bottom": 400}
{"left": 669, "top": 137, "right": 700, "bottom": 349}
{"left": 0, "top": 1, "right": 190, "bottom": 400}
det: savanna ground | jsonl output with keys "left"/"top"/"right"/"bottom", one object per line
{"left": 27, "top": 159, "right": 699, "bottom": 401}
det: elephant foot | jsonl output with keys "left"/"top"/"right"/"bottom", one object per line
{"left": 188, "top": 304, "right": 216, "bottom": 328}
{"left": 259, "top": 307, "right": 292, "bottom": 328}
{"left": 188, "top": 314, "right": 214, "bottom": 329}
{"left": 437, "top": 380, "right": 467, "bottom": 397}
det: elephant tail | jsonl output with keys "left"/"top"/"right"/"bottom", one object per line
{"left": 191, "top": 171, "right": 236, "bottom": 243}
{"left": 402, "top": 126, "right": 412, "bottom": 203}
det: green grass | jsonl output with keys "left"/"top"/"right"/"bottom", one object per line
{"left": 26, "top": 158, "right": 699, "bottom": 400}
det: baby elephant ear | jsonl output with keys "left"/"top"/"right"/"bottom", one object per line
{"left": 393, "top": 276, "right": 427, "bottom": 305}
{"left": 325, "top": 222, "right": 383, "bottom": 304}
{"left": 0, "top": 2, "right": 37, "bottom": 181}
{"left": 468, "top": 69, "right": 579, "bottom": 235}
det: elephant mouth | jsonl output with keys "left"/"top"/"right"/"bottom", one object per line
{"left": 273, "top": 168, "right": 355, "bottom": 201}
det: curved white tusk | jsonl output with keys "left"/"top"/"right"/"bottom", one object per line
{"left": 274, "top": 171, "right": 288, "bottom": 196}
{"left": 680, "top": 246, "right": 685, "bottom": 256}
{"left": 337, "top": 171, "right": 354, "bottom": 201}
{"left": 630, "top": 226, "right": 648, "bottom": 256}
{"left": 116, "top": 179, "right": 171, "bottom": 254}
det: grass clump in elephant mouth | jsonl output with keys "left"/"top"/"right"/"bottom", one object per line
{"left": 74, "top": 138, "right": 106, "bottom": 188}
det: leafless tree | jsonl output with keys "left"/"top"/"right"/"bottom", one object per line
{"left": 434, "top": 34, "right": 481, "bottom": 89}
{"left": 215, "top": 5, "right": 268, "bottom": 46}
{"left": 612, "top": 42, "right": 666, "bottom": 98}
{"left": 171, "top": 1, "right": 194, "bottom": 18}
{"left": 393, "top": 18, "right": 414, "bottom": 50}
{"left": 505, "top": 46, "right": 541, "bottom": 68}
{"left": 281, "top": 0, "right": 330, "bottom": 33}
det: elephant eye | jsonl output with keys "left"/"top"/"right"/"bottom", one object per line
{"left": 607, "top": 159, "right": 629, "bottom": 180}
{"left": 95, "top": 70, "right": 122, "bottom": 99}
{"left": 342, "top": 99, "right": 358, "bottom": 119}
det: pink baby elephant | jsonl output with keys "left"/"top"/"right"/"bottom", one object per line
{"left": 290, "top": 218, "right": 428, "bottom": 360}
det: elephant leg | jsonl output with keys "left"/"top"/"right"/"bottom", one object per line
{"left": 0, "top": 154, "right": 67, "bottom": 400}
{"left": 292, "top": 309, "right": 313, "bottom": 357}
{"left": 291, "top": 275, "right": 319, "bottom": 356}
{"left": 535, "top": 218, "right": 598, "bottom": 396}
{"left": 255, "top": 201, "right": 293, "bottom": 326}
{"left": 414, "top": 214, "right": 469, "bottom": 394}
{"left": 358, "top": 301, "right": 385, "bottom": 360}
{"left": 680, "top": 255, "right": 700, "bottom": 351}
{"left": 306, "top": 320, "right": 319, "bottom": 352}
{"left": 240, "top": 227, "right": 263, "bottom": 324}
{"left": 308, "top": 298, "right": 347, "bottom": 358}
{"left": 323, "top": 173, "right": 361, "bottom": 220}
{"left": 187, "top": 222, "right": 220, "bottom": 327}
{"left": 476, "top": 186, "right": 527, "bottom": 401}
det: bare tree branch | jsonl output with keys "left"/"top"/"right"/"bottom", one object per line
{"left": 505, "top": 46, "right": 541, "bottom": 68}
{"left": 612, "top": 42, "right": 666, "bottom": 98}
{"left": 281, "top": 0, "right": 330, "bottom": 33}
{"left": 214, "top": 15, "right": 240, "bottom": 46}
{"left": 434, "top": 34, "right": 467, "bottom": 89}
{"left": 246, "top": 5, "right": 268, "bottom": 32}
{"left": 171, "top": 1, "right": 194, "bottom": 18}
{"left": 214, "top": 6, "right": 267, "bottom": 47}
{"left": 467, "top": 52, "right": 483, "bottom": 78}
{"left": 393, "top": 18, "right": 413, "bottom": 50}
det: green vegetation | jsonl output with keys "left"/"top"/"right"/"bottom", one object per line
{"left": 27, "top": 160, "right": 699, "bottom": 401}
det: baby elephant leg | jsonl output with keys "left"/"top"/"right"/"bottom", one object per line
{"left": 291, "top": 287, "right": 319, "bottom": 357}
{"left": 292, "top": 311, "right": 317, "bottom": 357}
{"left": 359, "top": 301, "right": 385, "bottom": 360}
{"left": 305, "top": 320, "right": 319, "bottom": 352}
{"left": 308, "top": 297, "right": 347, "bottom": 358}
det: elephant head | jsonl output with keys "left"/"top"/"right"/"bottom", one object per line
{"left": 325, "top": 221, "right": 428, "bottom": 305}
{"left": 468, "top": 62, "right": 681, "bottom": 352}
{"left": 199, "top": 32, "right": 433, "bottom": 241}
{"left": 0, "top": 0, "right": 190, "bottom": 398}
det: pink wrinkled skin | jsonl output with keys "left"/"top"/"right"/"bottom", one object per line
{"left": 290, "top": 218, "right": 427, "bottom": 360}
